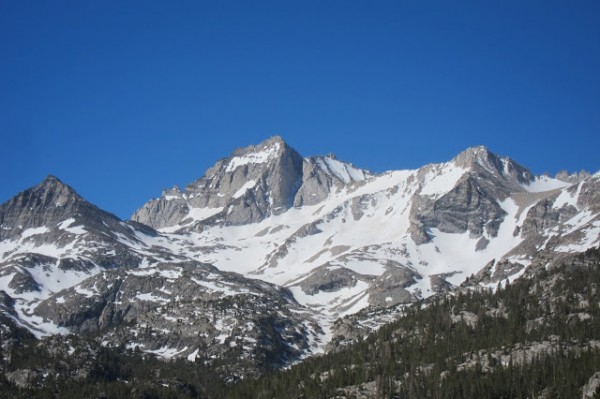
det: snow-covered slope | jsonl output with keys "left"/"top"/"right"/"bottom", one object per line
{"left": 134, "top": 140, "right": 599, "bottom": 335}
{"left": 0, "top": 175, "right": 322, "bottom": 371}
{"left": 1, "top": 137, "right": 598, "bottom": 363}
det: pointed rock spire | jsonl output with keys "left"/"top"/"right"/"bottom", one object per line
{"left": 0, "top": 176, "right": 122, "bottom": 240}
{"left": 452, "top": 146, "right": 533, "bottom": 185}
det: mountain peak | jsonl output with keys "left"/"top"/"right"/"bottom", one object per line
{"left": 29, "top": 175, "right": 82, "bottom": 202}
{"left": 224, "top": 136, "right": 298, "bottom": 175}
{"left": 451, "top": 146, "right": 533, "bottom": 185}
{"left": 4, "top": 176, "right": 123, "bottom": 224}
{"left": 0, "top": 176, "right": 102, "bottom": 240}
{"left": 453, "top": 145, "right": 493, "bottom": 164}
{"left": 264, "top": 135, "right": 285, "bottom": 145}
{"left": 232, "top": 135, "right": 287, "bottom": 154}
{"left": 452, "top": 145, "right": 511, "bottom": 170}
{"left": 43, "top": 174, "right": 62, "bottom": 184}
{"left": 37, "top": 175, "right": 71, "bottom": 191}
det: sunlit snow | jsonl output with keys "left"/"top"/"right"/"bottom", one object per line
{"left": 523, "top": 175, "right": 571, "bottom": 193}
{"left": 225, "top": 142, "right": 280, "bottom": 172}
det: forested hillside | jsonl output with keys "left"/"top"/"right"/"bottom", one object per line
{"left": 230, "top": 247, "right": 600, "bottom": 398}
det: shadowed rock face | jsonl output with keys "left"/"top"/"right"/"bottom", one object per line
{"left": 421, "top": 175, "right": 507, "bottom": 237}
{"left": 408, "top": 147, "right": 535, "bottom": 243}
{"left": 297, "top": 265, "right": 360, "bottom": 295}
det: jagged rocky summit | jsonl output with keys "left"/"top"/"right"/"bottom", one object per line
{"left": 132, "top": 136, "right": 371, "bottom": 229}
{"left": 1, "top": 136, "right": 599, "bottom": 371}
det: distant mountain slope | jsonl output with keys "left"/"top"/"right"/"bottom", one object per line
{"left": 1, "top": 136, "right": 598, "bottom": 369}
{"left": 0, "top": 175, "right": 321, "bottom": 374}
{"left": 130, "top": 138, "right": 598, "bottom": 329}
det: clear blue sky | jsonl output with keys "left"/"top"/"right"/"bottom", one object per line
{"left": 1, "top": 1, "right": 599, "bottom": 219}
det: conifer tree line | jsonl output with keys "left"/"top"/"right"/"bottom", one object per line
{"left": 1, "top": 248, "right": 599, "bottom": 398}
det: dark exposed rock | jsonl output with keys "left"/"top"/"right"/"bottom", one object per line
{"left": 367, "top": 264, "right": 420, "bottom": 307}
{"left": 297, "top": 265, "right": 359, "bottom": 295}
{"left": 429, "top": 274, "right": 454, "bottom": 293}
{"left": 8, "top": 270, "right": 40, "bottom": 294}
{"left": 32, "top": 261, "right": 321, "bottom": 376}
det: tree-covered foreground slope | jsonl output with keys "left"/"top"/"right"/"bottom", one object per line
{"left": 2, "top": 248, "right": 600, "bottom": 398}
{"left": 228, "top": 248, "right": 600, "bottom": 399}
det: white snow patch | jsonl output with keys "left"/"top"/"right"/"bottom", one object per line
{"left": 57, "top": 219, "right": 87, "bottom": 235}
{"left": 556, "top": 221, "right": 600, "bottom": 253}
{"left": 158, "top": 268, "right": 182, "bottom": 279}
{"left": 25, "top": 243, "right": 66, "bottom": 258}
{"left": 225, "top": 142, "right": 280, "bottom": 172}
{"left": 233, "top": 180, "right": 258, "bottom": 199}
{"left": 135, "top": 292, "right": 170, "bottom": 303}
{"left": 20, "top": 226, "right": 49, "bottom": 239}
{"left": 74, "top": 286, "right": 96, "bottom": 298}
{"left": 27, "top": 316, "right": 70, "bottom": 337}
{"left": 523, "top": 176, "right": 571, "bottom": 193}
{"left": 288, "top": 280, "right": 370, "bottom": 318}
{"left": 553, "top": 187, "right": 578, "bottom": 209}
{"left": 420, "top": 164, "right": 466, "bottom": 196}
{"left": 129, "top": 267, "right": 182, "bottom": 279}
{"left": 342, "top": 259, "right": 386, "bottom": 276}
{"left": 26, "top": 262, "right": 103, "bottom": 295}
{"left": 128, "top": 268, "right": 157, "bottom": 277}
{"left": 147, "top": 346, "right": 188, "bottom": 359}
{"left": 191, "top": 278, "right": 250, "bottom": 296}
{"left": 185, "top": 207, "right": 223, "bottom": 223}
{"left": 187, "top": 348, "right": 200, "bottom": 362}
{"left": 315, "top": 157, "right": 368, "bottom": 183}
{"left": 0, "top": 239, "right": 18, "bottom": 257}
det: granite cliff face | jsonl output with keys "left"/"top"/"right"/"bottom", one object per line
{"left": 1, "top": 137, "right": 598, "bottom": 371}
{"left": 132, "top": 136, "right": 370, "bottom": 230}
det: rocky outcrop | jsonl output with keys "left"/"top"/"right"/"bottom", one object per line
{"left": 33, "top": 261, "right": 321, "bottom": 373}
{"left": 367, "top": 264, "right": 419, "bottom": 307}
{"left": 0, "top": 176, "right": 146, "bottom": 243}
{"left": 521, "top": 196, "right": 575, "bottom": 237}
{"left": 293, "top": 155, "right": 370, "bottom": 207}
{"left": 297, "top": 265, "right": 360, "bottom": 295}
